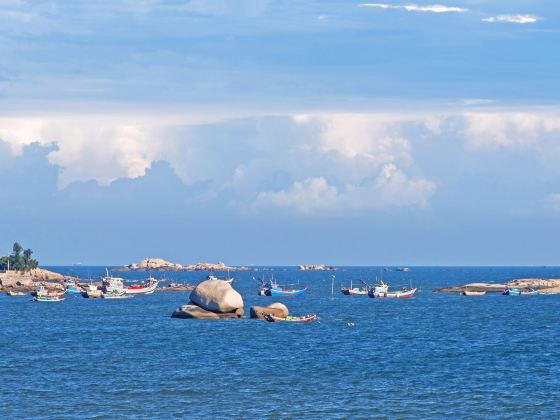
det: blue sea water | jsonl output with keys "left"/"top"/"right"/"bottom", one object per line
{"left": 1, "top": 266, "right": 559, "bottom": 419}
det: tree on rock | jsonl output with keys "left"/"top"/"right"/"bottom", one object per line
{"left": 0, "top": 242, "right": 39, "bottom": 272}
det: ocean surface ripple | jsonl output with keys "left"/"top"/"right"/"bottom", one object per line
{"left": 1, "top": 266, "right": 559, "bottom": 418}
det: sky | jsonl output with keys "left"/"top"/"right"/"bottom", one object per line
{"left": 1, "top": 0, "right": 560, "bottom": 265}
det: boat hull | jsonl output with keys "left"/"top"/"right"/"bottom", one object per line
{"left": 341, "top": 289, "right": 368, "bottom": 295}
{"left": 462, "top": 291, "right": 486, "bottom": 296}
{"left": 368, "top": 288, "right": 417, "bottom": 299}
{"left": 124, "top": 281, "right": 159, "bottom": 295}
{"left": 265, "top": 313, "right": 317, "bottom": 323}
{"left": 267, "top": 287, "right": 307, "bottom": 297}
{"left": 503, "top": 289, "right": 538, "bottom": 296}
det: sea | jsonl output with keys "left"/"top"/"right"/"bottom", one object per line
{"left": 1, "top": 266, "right": 559, "bottom": 419}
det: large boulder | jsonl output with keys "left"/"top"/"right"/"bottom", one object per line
{"left": 250, "top": 302, "right": 289, "bottom": 319}
{"left": 172, "top": 304, "right": 242, "bottom": 319}
{"left": 189, "top": 279, "right": 243, "bottom": 313}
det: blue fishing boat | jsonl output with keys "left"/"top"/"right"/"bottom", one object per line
{"left": 65, "top": 280, "right": 81, "bottom": 294}
{"left": 257, "top": 276, "right": 307, "bottom": 296}
{"left": 503, "top": 288, "right": 538, "bottom": 296}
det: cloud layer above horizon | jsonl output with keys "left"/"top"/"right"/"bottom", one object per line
{"left": 1, "top": 0, "right": 560, "bottom": 264}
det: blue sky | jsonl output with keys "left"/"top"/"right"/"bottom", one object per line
{"left": 1, "top": 1, "right": 560, "bottom": 265}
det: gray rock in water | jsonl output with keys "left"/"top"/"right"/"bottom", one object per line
{"left": 190, "top": 279, "right": 244, "bottom": 313}
{"left": 250, "top": 302, "right": 289, "bottom": 319}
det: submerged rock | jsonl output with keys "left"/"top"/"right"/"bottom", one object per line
{"left": 190, "top": 279, "right": 244, "bottom": 313}
{"left": 250, "top": 302, "right": 289, "bottom": 319}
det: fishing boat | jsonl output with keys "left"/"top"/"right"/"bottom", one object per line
{"left": 102, "top": 290, "right": 131, "bottom": 299}
{"left": 257, "top": 277, "right": 307, "bottom": 296}
{"left": 82, "top": 284, "right": 103, "bottom": 298}
{"left": 124, "top": 277, "right": 159, "bottom": 295}
{"left": 34, "top": 294, "right": 66, "bottom": 302}
{"left": 340, "top": 279, "right": 369, "bottom": 295}
{"left": 33, "top": 285, "right": 66, "bottom": 302}
{"left": 368, "top": 280, "right": 416, "bottom": 299}
{"left": 206, "top": 274, "right": 233, "bottom": 283}
{"left": 6, "top": 291, "right": 27, "bottom": 296}
{"left": 503, "top": 288, "right": 538, "bottom": 296}
{"left": 64, "top": 280, "right": 81, "bottom": 294}
{"left": 462, "top": 290, "right": 486, "bottom": 296}
{"left": 264, "top": 313, "right": 317, "bottom": 323}
{"left": 396, "top": 267, "right": 412, "bottom": 272}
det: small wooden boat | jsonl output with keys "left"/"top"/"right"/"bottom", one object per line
{"left": 462, "top": 290, "right": 486, "bottom": 296}
{"left": 34, "top": 294, "right": 66, "bottom": 302}
{"left": 503, "top": 288, "right": 538, "bottom": 296}
{"left": 33, "top": 286, "right": 66, "bottom": 302}
{"left": 340, "top": 280, "right": 368, "bottom": 295}
{"left": 265, "top": 313, "right": 317, "bottom": 323}
{"left": 82, "top": 284, "right": 103, "bottom": 298}
{"left": 368, "top": 281, "right": 416, "bottom": 298}
{"left": 6, "top": 291, "right": 27, "bottom": 296}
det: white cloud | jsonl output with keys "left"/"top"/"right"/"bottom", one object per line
{"left": 254, "top": 177, "right": 339, "bottom": 214}
{"left": 0, "top": 110, "right": 442, "bottom": 214}
{"left": 253, "top": 164, "right": 436, "bottom": 214}
{"left": 462, "top": 111, "right": 560, "bottom": 150}
{"left": 482, "top": 15, "right": 540, "bottom": 24}
{"left": 358, "top": 3, "right": 468, "bottom": 13}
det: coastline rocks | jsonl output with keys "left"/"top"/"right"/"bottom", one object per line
{"left": 250, "top": 302, "right": 289, "bottom": 319}
{"left": 189, "top": 279, "right": 244, "bottom": 313}
{"left": 121, "top": 258, "right": 250, "bottom": 272}
{"left": 298, "top": 265, "right": 337, "bottom": 271}
{"left": 127, "top": 258, "right": 183, "bottom": 271}
{"left": 434, "top": 279, "right": 560, "bottom": 294}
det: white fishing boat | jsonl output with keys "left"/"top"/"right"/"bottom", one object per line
{"left": 124, "top": 276, "right": 159, "bottom": 295}
{"left": 340, "top": 279, "right": 369, "bottom": 295}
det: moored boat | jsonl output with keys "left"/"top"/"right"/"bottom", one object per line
{"left": 257, "top": 276, "right": 307, "bottom": 296}
{"left": 503, "top": 288, "right": 538, "bottom": 296}
{"left": 340, "top": 280, "right": 368, "bottom": 295}
{"left": 462, "top": 290, "right": 486, "bottom": 296}
{"left": 102, "top": 290, "right": 131, "bottom": 299}
{"left": 264, "top": 313, "right": 317, "bottom": 323}
{"left": 368, "top": 281, "right": 416, "bottom": 299}
{"left": 64, "top": 280, "right": 81, "bottom": 294}
{"left": 124, "top": 277, "right": 159, "bottom": 295}
{"left": 33, "top": 285, "right": 66, "bottom": 302}
{"left": 6, "top": 291, "right": 27, "bottom": 296}
{"left": 82, "top": 284, "right": 103, "bottom": 298}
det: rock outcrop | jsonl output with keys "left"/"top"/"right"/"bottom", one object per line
{"left": 122, "top": 258, "right": 250, "bottom": 271}
{"left": 250, "top": 302, "right": 289, "bottom": 319}
{"left": 190, "top": 279, "right": 244, "bottom": 313}
{"left": 126, "top": 258, "right": 183, "bottom": 271}
{"left": 298, "top": 265, "right": 337, "bottom": 271}
{"left": 0, "top": 268, "right": 73, "bottom": 291}
{"left": 172, "top": 279, "right": 244, "bottom": 319}
{"left": 434, "top": 278, "right": 560, "bottom": 294}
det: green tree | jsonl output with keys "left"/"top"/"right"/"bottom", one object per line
{"left": 12, "top": 242, "right": 22, "bottom": 258}
{"left": 0, "top": 243, "right": 38, "bottom": 272}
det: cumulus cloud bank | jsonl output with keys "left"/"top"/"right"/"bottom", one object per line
{"left": 0, "top": 111, "right": 440, "bottom": 215}
{"left": 358, "top": 3, "right": 468, "bottom": 13}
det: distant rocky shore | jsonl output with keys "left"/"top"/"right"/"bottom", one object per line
{"left": 434, "top": 278, "right": 560, "bottom": 294}
{"left": 298, "top": 264, "right": 337, "bottom": 271}
{"left": 0, "top": 268, "right": 78, "bottom": 293}
{"left": 117, "top": 258, "right": 252, "bottom": 272}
